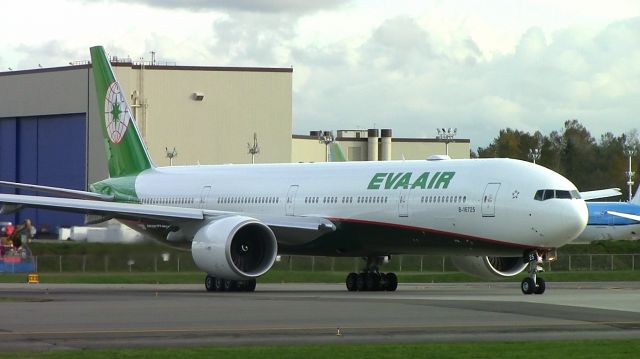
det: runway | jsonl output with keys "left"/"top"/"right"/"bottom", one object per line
{"left": 1, "top": 281, "right": 640, "bottom": 351}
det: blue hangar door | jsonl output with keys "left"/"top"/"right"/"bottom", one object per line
{"left": 0, "top": 114, "right": 86, "bottom": 237}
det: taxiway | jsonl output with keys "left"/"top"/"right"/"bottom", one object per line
{"left": 1, "top": 281, "right": 639, "bottom": 350}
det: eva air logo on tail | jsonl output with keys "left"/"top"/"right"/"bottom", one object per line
{"left": 104, "top": 81, "right": 131, "bottom": 144}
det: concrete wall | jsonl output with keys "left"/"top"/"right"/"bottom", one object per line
{"left": 291, "top": 136, "right": 326, "bottom": 163}
{"left": 111, "top": 65, "right": 293, "bottom": 166}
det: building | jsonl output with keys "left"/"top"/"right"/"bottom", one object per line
{"left": 292, "top": 129, "right": 469, "bottom": 162}
{"left": 0, "top": 59, "right": 293, "bottom": 233}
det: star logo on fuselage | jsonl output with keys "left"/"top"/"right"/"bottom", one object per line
{"left": 512, "top": 190, "right": 520, "bottom": 199}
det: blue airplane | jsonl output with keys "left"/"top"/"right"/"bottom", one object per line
{"left": 576, "top": 188, "right": 640, "bottom": 242}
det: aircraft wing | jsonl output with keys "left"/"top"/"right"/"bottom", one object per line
{"left": 606, "top": 210, "right": 640, "bottom": 222}
{"left": 0, "top": 193, "right": 335, "bottom": 236}
{"left": 580, "top": 188, "right": 622, "bottom": 201}
{"left": 0, "top": 180, "right": 114, "bottom": 201}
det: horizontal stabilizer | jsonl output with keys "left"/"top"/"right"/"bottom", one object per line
{"left": 0, "top": 181, "right": 114, "bottom": 201}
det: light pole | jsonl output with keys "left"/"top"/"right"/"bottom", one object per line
{"left": 624, "top": 146, "right": 636, "bottom": 201}
{"left": 318, "top": 130, "right": 335, "bottom": 162}
{"left": 436, "top": 128, "right": 457, "bottom": 156}
{"left": 165, "top": 147, "right": 178, "bottom": 166}
{"left": 528, "top": 148, "right": 541, "bottom": 164}
{"left": 247, "top": 132, "right": 260, "bottom": 164}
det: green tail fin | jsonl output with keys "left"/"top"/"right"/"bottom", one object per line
{"left": 90, "top": 46, "right": 154, "bottom": 178}
{"left": 329, "top": 142, "right": 347, "bottom": 162}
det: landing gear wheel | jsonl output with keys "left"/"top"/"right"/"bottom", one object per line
{"left": 521, "top": 277, "right": 535, "bottom": 295}
{"left": 205, "top": 275, "right": 215, "bottom": 292}
{"left": 365, "top": 273, "right": 380, "bottom": 291}
{"left": 214, "top": 277, "right": 224, "bottom": 291}
{"left": 346, "top": 272, "right": 357, "bottom": 291}
{"left": 386, "top": 272, "right": 398, "bottom": 291}
{"left": 242, "top": 279, "right": 257, "bottom": 292}
{"left": 355, "top": 273, "right": 366, "bottom": 291}
{"left": 223, "top": 279, "right": 236, "bottom": 291}
{"left": 534, "top": 277, "right": 546, "bottom": 295}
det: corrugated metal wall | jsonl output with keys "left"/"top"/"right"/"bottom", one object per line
{"left": 0, "top": 114, "right": 86, "bottom": 236}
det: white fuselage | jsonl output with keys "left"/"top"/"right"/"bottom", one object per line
{"left": 131, "top": 158, "right": 588, "bottom": 256}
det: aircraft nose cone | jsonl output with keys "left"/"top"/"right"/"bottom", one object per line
{"left": 560, "top": 200, "right": 589, "bottom": 243}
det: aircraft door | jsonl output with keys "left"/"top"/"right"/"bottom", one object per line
{"left": 199, "top": 186, "right": 212, "bottom": 209}
{"left": 286, "top": 185, "right": 299, "bottom": 216}
{"left": 482, "top": 183, "right": 500, "bottom": 217}
{"left": 398, "top": 188, "right": 410, "bottom": 217}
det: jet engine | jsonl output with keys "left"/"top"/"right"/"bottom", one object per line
{"left": 451, "top": 256, "right": 528, "bottom": 280}
{"left": 191, "top": 216, "right": 278, "bottom": 280}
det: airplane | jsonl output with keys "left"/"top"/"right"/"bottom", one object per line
{"left": 575, "top": 187, "right": 640, "bottom": 242}
{"left": 0, "top": 46, "right": 589, "bottom": 295}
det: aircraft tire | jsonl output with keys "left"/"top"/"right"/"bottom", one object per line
{"left": 346, "top": 273, "right": 358, "bottom": 291}
{"left": 224, "top": 279, "right": 236, "bottom": 291}
{"left": 386, "top": 272, "right": 398, "bottom": 291}
{"left": 534, "top": 277, "right": 546, "bottom": 295}
{"left": 243, "top": 279, "right": 257, "bottom": 292}
{"left": 521, "top": 277, "right": 535, "bottom": 294}
{"left": 205, "top": 275, "right": 216, "bottom": 292}
{"left": 355, "top": 273, "right": 366, "bottom": 291}
{"left": 214, "top": 277, "right": 225, "bottom": 291}
{"left": 365, "top": 273, "right": 380, "bottom": 291}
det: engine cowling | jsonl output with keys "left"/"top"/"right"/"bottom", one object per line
{"left": 191, "top": 216, "right": 278, "bottom": 280}
{"left": 451, "top": 256, "right": 528, "bottom": 280}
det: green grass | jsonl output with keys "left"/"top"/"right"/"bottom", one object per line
{"left": 2, "top": 270, "right": 640, "bottom": 284}
{"left": 5, "top": 340, "right": 640, "bottom": 358}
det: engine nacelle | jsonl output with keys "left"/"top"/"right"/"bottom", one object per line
{"left": 451, "top": 256, "right": 528, "bottom": 280}
{"left": 191, "top": 216, "right": 278, "bottom": 280}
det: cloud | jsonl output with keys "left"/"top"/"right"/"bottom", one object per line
{"left": 3, "top": 2, "right": 638, "bottom": 150}
{"left": 76, "top": 0, "right": 351, "bottom": 13}
{"left": 288, "top": 15, "right": 640, "bottom": 148}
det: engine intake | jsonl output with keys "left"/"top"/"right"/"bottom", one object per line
{"left": 451, "top": 256, "right": 528, "bottom": 280}
{"left": 191, "top": 216, "right": 278, "bottom": 280}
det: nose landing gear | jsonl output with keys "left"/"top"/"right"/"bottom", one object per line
{"left": 521, "top": 251, "right": 546, "bottom": 295}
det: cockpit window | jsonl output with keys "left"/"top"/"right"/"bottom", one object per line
{"left": 534, "top": 190, "right": 543, "bottom": 201}
{"left": 534, "top": 189, "right": 581, "bottom": 201}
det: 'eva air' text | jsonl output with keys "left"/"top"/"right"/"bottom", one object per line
{"left": 367, "top": 171, "right": 455, "bottom": 190}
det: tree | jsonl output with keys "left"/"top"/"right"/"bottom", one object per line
{"left": 477, "top": 119, "right": 638, "bottom": 196}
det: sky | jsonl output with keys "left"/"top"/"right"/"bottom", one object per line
{"left": 1, "top": 0, "right": 639, "bottom": 149}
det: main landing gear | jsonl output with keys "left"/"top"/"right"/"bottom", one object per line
{"left": 521, "top": 251, "right": 546, "bottom": 295}
{"left": 346, "top": 256, "right": 398, "bottom": 292}
{"left": 204, "top": 275, "right": 256, "bottom": 292}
